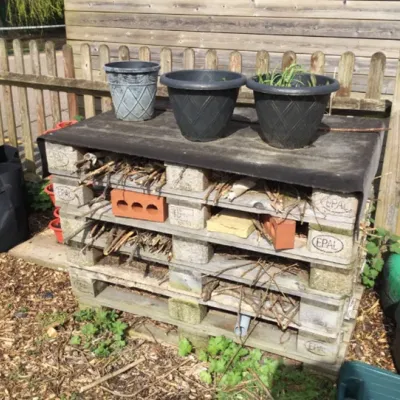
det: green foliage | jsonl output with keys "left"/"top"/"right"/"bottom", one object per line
{"left": 180, "top": 336, "right": 335, "bottom": 399}
{"left": 178, "top": 338, "right": 193, "bottom": 357}
{"left": 257, "top": 63, "right": 317, "bottom": 88}
{"left": 362, "top": 227, "right": 400, "bottom": 288}
{"left": 73, "top": 115, "right": 85, "bottom": 122}
{"left": 26, "top": 179, "right": 53, "bottom": 211}
{"left": 71, "top": 309, "right": 128, "bottom": 358}
{"left": 37, "top": 311, "right": 68, "bottom": 328}
{"left": 6, "top": 0, "right": 64, "bottom": 27}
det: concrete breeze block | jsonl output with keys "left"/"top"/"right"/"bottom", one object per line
{"left": 310, "top": 264, "right": 355, "bottom": 295}
{"left": 60, "top": 213, "right": 91, "bottom": 244}
{"left": 169, "top": 265, "right": 204, "bottom": 294}
{"left": 173, "top": 236, "right": 213, "bottom": 264}
{"left": 307, "top": 228, "right": 355, "bottom": 261}
{"left": 312, "top": 190, "right": 358, "bottom": 220}
{"left": 166, "top": 163, "right": 209, "bottom": 192}
{"left": 169, "top": 199, "right": 210, "bottom": 230}
{"left": 53, "top": 182, "right": 94, "bottom": 207}
{"left": 46, "top": 142, "right": 83, "bottom": 174}
{"left": 69, "top": 270, "right": 107, "bottom": 298}
{"left": 299, "top": 298, "right": 345, "bottom": 335}
{"left": 66, "top": 245, "right": 103, "bottom": 268}
{"left": 297, "top": 330, "right": 342, "bottom": 364}
{"left": 168, "top": 298, "right": 208, "bottom": 324}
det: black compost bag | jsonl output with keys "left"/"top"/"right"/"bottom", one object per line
{"left": 0, "top": 145, "right": 29, "bottom": 252}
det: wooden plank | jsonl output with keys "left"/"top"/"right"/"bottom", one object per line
{"left": 229, "top": 51, "right": 242, "bottom": 73}
{"left": 183, "top": 48, "right": 195, "bottom": 69}
{"left": 81, "top": 43, "right": 96, "bottom": 118}
{"left": 0, "top": 104, "right": 3, "bottom": 145}
{"left": 118, "top": 45, "right": 130, "bottom": 61}
{"left": 29, "top": 40, "right": 46, "bottom": 135}
{"left": 99, "top": 44, "right": 113, "bottom": 113}
{"left": 376, "top": 50, "right": 400, "bottom": 232}
{"left": 68, "top": 40, "right": 400, "bottom": 78}
{"left": 13, "top": 39, "right": 35, "bottom": 172}
{"left": 311, "top": 51, "right": 325, "bottom": 75}
{"left": 282, "top": 51, "right": 296, "bottom": 71}
{"left": 160, "top": 47, "right": 172, "bottom": 75}
{"left": 45, "top": 41, "right": 62, "bottom": 127}
{"left": 63, "top": 44, "right": 79, "bottom": 119}
{"left": 336, "top": 51, "right": 355, "bottom": 97}
{"left": 65, "top": 11, "right": 400, "bottom": 40}
{"left": 255, "top": 50, "right": 269, "bottom": 75}
{"left": 205, "top": 49, "right": 217, "bottom": 69}
{"left": 0, "top": 38, "right": 17, "bottom": 147}
{"left": 139, "top": 46, "right": 151, "bottom": 61}
{"left": 64, "top": 0, "right": 400, "bottom": 20}
{"left": 65, "top": 26, "right": 400, "bottom": 58}
{"left": 366, "top": 52, "right": 386, "bottom": 100}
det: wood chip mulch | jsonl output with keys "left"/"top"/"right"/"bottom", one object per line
{"left": 346, "top": 289, "right": 396, "bottom": 372}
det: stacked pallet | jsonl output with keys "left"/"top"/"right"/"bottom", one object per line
{"left": 44, "top": 136, "right": 368, "bottom": 372}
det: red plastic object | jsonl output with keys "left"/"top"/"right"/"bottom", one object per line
{"left": 49, "top": 218, "right": 63, "bottom": 243}
{"left": 56, "top": 120, "right": 78, "bottom": 129}
{"left": 111, "top": 189, "right": 167, "bottom": 222}
{"left": 53, "top": 207, "right": 60, "bottom": 219}
{"left": 44, "top": 183, "right": 55, "bottom": 206}
{"left": 262, "top": 215, "right": 296, "bottom": 251}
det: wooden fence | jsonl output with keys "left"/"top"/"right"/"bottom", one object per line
{"left": 0, "top": 38, "right": 398, "bottom": 231}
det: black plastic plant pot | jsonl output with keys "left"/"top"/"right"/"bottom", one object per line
{"left": 246, "top": 73, "right": 340, "bottom": 149}
{"left": 160, "top": 70, "right": 246, "bottom": 142}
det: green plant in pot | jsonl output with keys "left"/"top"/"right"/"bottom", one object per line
{"left": 246, "top": 63, "right": 340, "bottom": 149}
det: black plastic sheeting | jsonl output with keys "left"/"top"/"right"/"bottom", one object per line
{"left": 0, "top": 145, "right": 29, "bottom": 252}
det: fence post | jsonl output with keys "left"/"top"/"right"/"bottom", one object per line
{"left": 0, "top": 38, "right": 17, "bottom": 147}
{"left": 205, "top": 49, "right": 218, "bottom": 69}
{"left": 45, "top": 41, "right": 61, "bottom": 126}
{"left": 99, "top": 44, "right": 112, "bottom": 113}
{"left": 139, "top": 46, "right": 150, "bottom": 62}
{"left": 336, "top": 51, "right": 355, "bottom": 97}
{"left": 81, "top": 43, "right": 96, "bottom": 119}
{"left": 30, "top": 40, "right": 46, "bottom": 135}
{"left": 183, "top": 48, "right": 195, "bottom": 69}
{"left": 118, "top": 46, "right": 130, "bottom": 61}
{"left": 63, "top": 44, "right": 79, "bottom": 119}
{"left": 282, "top": 51, "right": 296, "bottom": 71}
{"left": 229, "top": 51, "right": 242, "bottom": 73}
{"left": 13, "top": 39, "right": 35, "bottom": 172}
{"left": 310, "top": 51, "right": 325, "bottom": 75}
{"left": 366, "top": 52, "right": 386, "bottom": 100}
{"left": 256, "top": 51, "right": 269, "bottom": 75}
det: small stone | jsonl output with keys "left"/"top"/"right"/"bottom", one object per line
{"left": 14, "top": 312, "right": 28, "bottom": 319}
{"left": 47, "top": 327, "right": 58, "bottom": 338}
{"left": 41, "top": 291, "right": 54, "bottom": 299}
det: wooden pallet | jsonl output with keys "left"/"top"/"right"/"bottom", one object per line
{"left": 69, "top": 259, "right": 363, "bottom": 373}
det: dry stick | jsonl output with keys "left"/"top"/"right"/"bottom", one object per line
{"left": 104, "top": 229, "right": 127, "bottom": 256}
{"left": 79, "top": 161, "right": 115, "bottom": 183}
{"left": 79, "top": 357, "right": 146, "bottom": 393}
{"left": 249, "top": 369, "right": 275, "bottom": 400}
{"left": 81, "top": 224, "right": 106, "bottom": 253}
{"left": 112, "top": 231, "right": 134, "bottom": 253}
{"left": 204, "top": 182, "right": 218, "bottom": 202}
{"left": 76, "top": 202, "right": 109, "bottom": 219}
{"left": 240, "top": 262, "right": 259, "bottom": 278}
{"left": 128, "top": 359, "right": 192, "bottom": 398}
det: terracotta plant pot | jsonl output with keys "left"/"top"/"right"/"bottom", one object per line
{"left": 49, "top": 218, "right": 63, "bottom": 243}
{"left": 44, "top": 183, "right": 55, "bottom": 206}
{"left": 56, "top": 120, "right": 78, "bottom": 129}
{"left": 53, "top": 207, "right": 60, "bottom": 219}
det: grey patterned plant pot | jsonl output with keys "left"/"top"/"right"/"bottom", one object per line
{"left": 160, "top": 70, "right": 246, "bottom": 142}
{"left": 246, "top": 73, "right": 339, "bottom": 149}
{"left": 104, "top": 61, "right": 160, "bottom": 122}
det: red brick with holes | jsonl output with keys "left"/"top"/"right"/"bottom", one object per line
{"left": 261, "top": 215, "right": 296, "bottom": 251}
{"left": 111, "top": 189, "right": 167, "bottom": 222}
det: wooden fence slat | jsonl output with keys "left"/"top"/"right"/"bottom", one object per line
{"left": 118, "top": 45, "right": 130, "bottom": 61}
{"left": 81, "top": 43, "right": 96, "bottom": 118}
{"left": 45, "top": 41, "right": 62, "bottom": 126}
{"left": 0, "top": 103, "right": 4, "bottom": 145}
{"left": 229, "top": 51, "right": 242, "bottom": 73}
{"left": 282, "top": 51, "right": 297, "bottom": 71}
{"left": 160, "top": 48, "right": 172, "bottom": 75}
{"left": 376, "top": 51, "right": 400, "bottom": 233}
{"left": 0, "top": 38, "right": 17, "bottom": 147}
{"left": 366, "top": 52, "right": 386, "bottom": 100}
{"left": 30, "top": 40, "right": 46, "bottom": 135}
{"left": 63, "top": 44, "right": 79, "bottom": 119}
{"left": 310, "top": 51, "right": 325, "bottom": 75}
{"left": 255, "top": 51, "right": 269, "bottom": 75}
{"left": 13, "top": 39, "right": 35, "bottom": 172}
{"left": 139, "top": 46, "right": 150, "bottom": 61}
{"left": 183, "top": 48, "right": 195, "bottom": 69}
{"left": 336, "top": 51, "right": 355, "bottom": 97}
{"left": 99, "top": 44, "right": 113, "bottom": 113}
{"left": 205, "top": 49, "right": 218, "bottom": 69}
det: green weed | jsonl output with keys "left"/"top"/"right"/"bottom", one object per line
{"left": 37, "top": 311, "right": 68, "bottom": 328}
{"left": 70, "top": 309, "right": 128, "bottom": 358}
{"left": 179, "top": 336, "right": 336, "bottom": 399}
{"left": 26, "top": 179, "right": 53, "bottom": 212}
